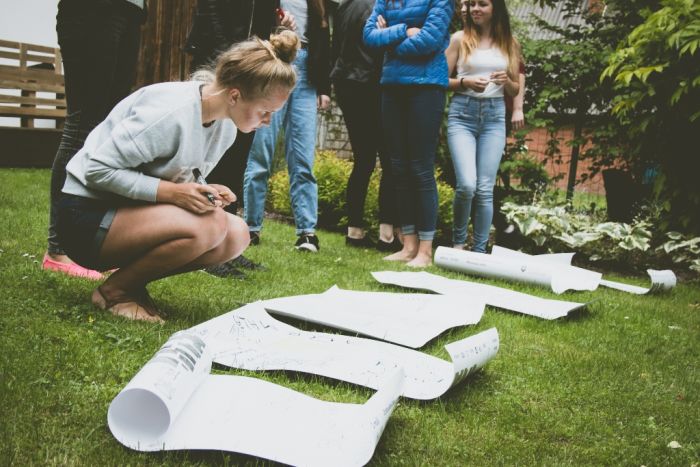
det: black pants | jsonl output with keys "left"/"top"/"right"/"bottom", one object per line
{"left": 190, "top": 53, "right": 253, "bottom": 214}
{"left": 48, "top": 0, "right": 143, "bottom": 255}
{"left": 335, "top": 79, "right": 396, "bottom": 228}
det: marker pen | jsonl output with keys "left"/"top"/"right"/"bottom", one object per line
{"left": 192, "top": 168, "right": 216, "bottom": 205}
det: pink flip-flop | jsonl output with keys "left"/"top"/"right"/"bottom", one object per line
{"left": 42, "top": 254, "right": 104, "bottom": 280}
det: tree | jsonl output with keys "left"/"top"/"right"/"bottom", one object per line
{"left": 523, "top": 0, "right": 660, "bottom": 200}
{"left": 602, "top": 0, "right": 700, "bottom": 232}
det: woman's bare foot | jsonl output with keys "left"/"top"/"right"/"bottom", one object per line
{"left": 406, "top": 251, "right": 432, "bottom": 268}
{"left": 383, "top": 249, "right": 416, "bottom": 262}
{"left": 92, "top": 286, "right": 164, "bottom": 323}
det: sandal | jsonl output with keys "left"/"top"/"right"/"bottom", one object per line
{"left": 92, "top": 286, "right": 165, "bottom": 323}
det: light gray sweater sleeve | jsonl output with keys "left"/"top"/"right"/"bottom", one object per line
{"left": 83, "top": 112, "right": 179, "bottom": 202}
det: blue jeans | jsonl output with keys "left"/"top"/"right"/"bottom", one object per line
{"left": 447, "top": 95, "right": 506, "bottom": 252}
{"left": 244, "top": 49, "right": 318, "bottom": 235}
{"left": 381, "top": 85, "right": 445, "bottom": 241}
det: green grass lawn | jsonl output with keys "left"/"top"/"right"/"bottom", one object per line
{"left": 1, "top": 169, "right": 698, "bottom": 466}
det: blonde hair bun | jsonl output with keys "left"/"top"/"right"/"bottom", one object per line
{"left": 269, "top": 29, "right": 300, "bottom": 64}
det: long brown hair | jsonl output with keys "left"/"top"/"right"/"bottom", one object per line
{"left": 460, "top": 0, "right": 520, "bottom": 79}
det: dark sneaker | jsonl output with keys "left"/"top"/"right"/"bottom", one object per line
{"left": 202, "top": 261, "right": 245, "bottom": 278}
{"left": 377, "top": 236, "right": 403, "bottom": 252}
{"left": 295, "top": 234, "right": 320, "bottom": 253}
{"left": 230, "top": 254, "right": 266, "bottom": 271}
{"left": 346, "top": 236, "right": 374, "bottom": 248}
{"left": 249, "top": 231, "right": 260, "bottom": 246}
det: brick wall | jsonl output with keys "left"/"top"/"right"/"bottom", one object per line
{"left": 317, "top": 99, "right": 606, "bottom": 195}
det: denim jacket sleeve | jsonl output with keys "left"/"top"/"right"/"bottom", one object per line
{"left": 363, "top": 0, "right": 407, "bottom": 48}
{"left": 395, "top": 0, "right": 453, "bottom": 56}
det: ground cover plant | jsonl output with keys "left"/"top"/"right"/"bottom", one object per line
{"left": 1, "top": 169, "right": 699, "bottom": 465}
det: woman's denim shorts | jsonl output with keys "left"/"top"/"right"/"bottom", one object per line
{"left": 56, "top": 194, "right": 117, "bottom": 271}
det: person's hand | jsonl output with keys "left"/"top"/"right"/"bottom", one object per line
{"left": 159, "top": 182, "right": 221, "bottom": 214}
{"left": 407, "top": 27, "right": 421, "bottom": 37}
{"left": 376, "top": 15, "right": 387, "bottom": 29}
{"left": 464, "top": 76, "right": 489, "bottom": 93}
{"left": 511, "top": 109, "right": 525, "bottom": 130}
{"left": 280, "top": 11, "right": 296, "bottom": 30}
{"left": 317, "top": 94, "right": 330, "bottom": 110}
{"left": 209, "top": 183, "right": 236, "bottom": 206}
{"left": 489, "top": 70, "right": 508, "bottom": 86}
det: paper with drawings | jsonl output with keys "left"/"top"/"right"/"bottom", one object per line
{"left": 372, "top": 271, "right": 587, "bottom": 320}
{"left": 259, "top": 285, "right": 485, "bottom": 348}
{"left": 108, "top": 331, "right": 402, "bottom": 466}
{"left": 435, "top": 246, "right": 601, "bottom": 294}
{"left": 189, "top": 303, "right": 499, "bottom": 400}
{"left": 491, "top": 246, "right": 677, "bottom": 294}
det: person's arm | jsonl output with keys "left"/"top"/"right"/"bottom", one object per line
{"left": 394, "top": 0, "right": 453, "bottom": 56}
{"left": 511, "top": 71, "right": 525, "bottom": 130}
{"left": 446, "top": 32, "right": 489, "bottom": 93}
{"left": 363, "top": 0, "right": 407, "bottom": 48}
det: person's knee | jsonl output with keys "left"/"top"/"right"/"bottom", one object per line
{"left": 455, "top": 180, "right": 476, "bottom": 199}
{"left": 191, "top": 209, "right": 229, "bottom": 251}
{"left": 219, "top": 215, "right": 250, "bottom": 262}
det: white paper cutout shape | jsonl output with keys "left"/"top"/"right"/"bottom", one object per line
{"left": 189, "top": 303, "right": 499, "bottom": 400}
{"left": 490, "top": 246, "right": 677, "bottom": 294}
{"left": 260, "top": 286, "right": 485, "bottom": 348}
{"left": 434, "top": 246, "right": 601, "bottom": 294}
{"left": 108, "top": 331, "right": 402, "bottom": 466}
{"left": 372, "top": 271, "right": 587, "bottom": 320}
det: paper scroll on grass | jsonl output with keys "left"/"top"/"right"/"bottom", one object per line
{"left": 490, "top": 246, "right": 677, "bottom": 294}
{"left": 189, "top": 303, "right": 499, "bottom": 400}
{"left": 260, "top": 286, "right": 484, "bottom": 348}
{"left": 108, "top": 331, "right": 402, "bottom": 466}
{"left": 372, "top": 271, "right": 587, "bottom": 320}
{"left": 434, "top": 246, "right": 601, "bottom": 294}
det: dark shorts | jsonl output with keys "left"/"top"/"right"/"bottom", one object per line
{"left": 56, "top": 194, "right": 118, "bottom": 271}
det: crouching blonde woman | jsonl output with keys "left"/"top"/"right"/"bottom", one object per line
{"left": 446, "top": 0, "right": 520, "bottom": 252}
{"left": 56, "top": 31, "right": 299, "bottom": 322}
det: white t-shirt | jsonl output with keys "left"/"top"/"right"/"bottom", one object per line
{"left": 457, "top": 47, "right": 508, "bottom": 98}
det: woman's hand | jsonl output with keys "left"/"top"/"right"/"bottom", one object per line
{"left": 157, "top": 181, "right": 221, "bottom": 214}
{"left": 464, "top": 76, "right": 490, "bottom": 93}
{"left": 279, "top": 11, "right": 296, "bottom": 30}
{"left": 489, "top": 70, "right": 508, "bottom": 86}
{"left": 407, "top": 27, "right": 421, "bottom": 37}
{"left": 208, "top": 183, "right": 236, "bottom": 206}
{"left": 376, "top": 15, "right": 387, "bottom": 29}
{"left": 511, "top": 109, "right": 525, "bottom": 130}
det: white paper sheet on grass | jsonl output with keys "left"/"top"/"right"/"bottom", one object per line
{"left": 189, "top": 303, "right": 499, "bottom": 400}
{"left": 372, "top": 271, "right": 587, "bottom": 320}
{"left": 259, "top": 286, "right": 484, "bottom": 348}
{"left": 108, "top": 331, "right": 401, "bottom": 466}
{"left": 523, "top": 248, "right": 677, "bottom": 294}
{"left": 434, "top": 246, "right": 602, "bottom": 294}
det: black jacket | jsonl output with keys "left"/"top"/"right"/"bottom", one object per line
{"left": 330, "top": 0, "right": 382, "bottom": 84}
{"left": 185, "top": 0, "right": 330, "bottom": 96}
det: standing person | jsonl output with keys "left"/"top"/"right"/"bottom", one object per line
{"left": 56, "top": 32, "right": 299, "bottom": 322}
{"left": 364, "top": 0, "right": 454, "bottom": 267}
{"left": 243, "top": 0, "right": 331, "bottom": 253}
{"left": 445, "top": 0, "right": 520, "bottom": 252}
{"left": 184, "top": 0, "right": 297, "bottom": 276}
{"left": 331, "top": 0, "right": 401, "bottom": 252}
{"left": 43, "top": 0, "right": 147, "bottom": 280}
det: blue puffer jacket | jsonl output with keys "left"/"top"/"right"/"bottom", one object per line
{"left": 363, "top": 0, "right": 453, "bottom": 87}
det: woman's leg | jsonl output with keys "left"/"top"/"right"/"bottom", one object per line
{"left": 284, "top": 50, "right": 318, "bottom": 238}
{"left": 381, "top": 86, "right": 415, "bottom": 261}
{"left": 404, "top": 86, "right": 445, "bottom": 267}
{"left": 472, "top": 99, "right": 506, "bottom": 253}
{"left": 46, "top": 1, "right": 141, "bottom": 273}
{"left": 447, "top": 95, "right": 478, "bottom": 247}
{"left": 337, "top": 80, "right": 382, "bottom": 236}
{"left": 97, "top": 205, "right": 248, "bottom": 312}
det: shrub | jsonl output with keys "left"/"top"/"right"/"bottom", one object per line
{"left": 267, "top": 150, "right": 455, "bottom": 241}
{"left": 500, "top": 200, "right": 700, "bottom": 274}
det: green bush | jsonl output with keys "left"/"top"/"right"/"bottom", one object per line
{"left": 268, "top": 150, "right": 455, "bottom": 241}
